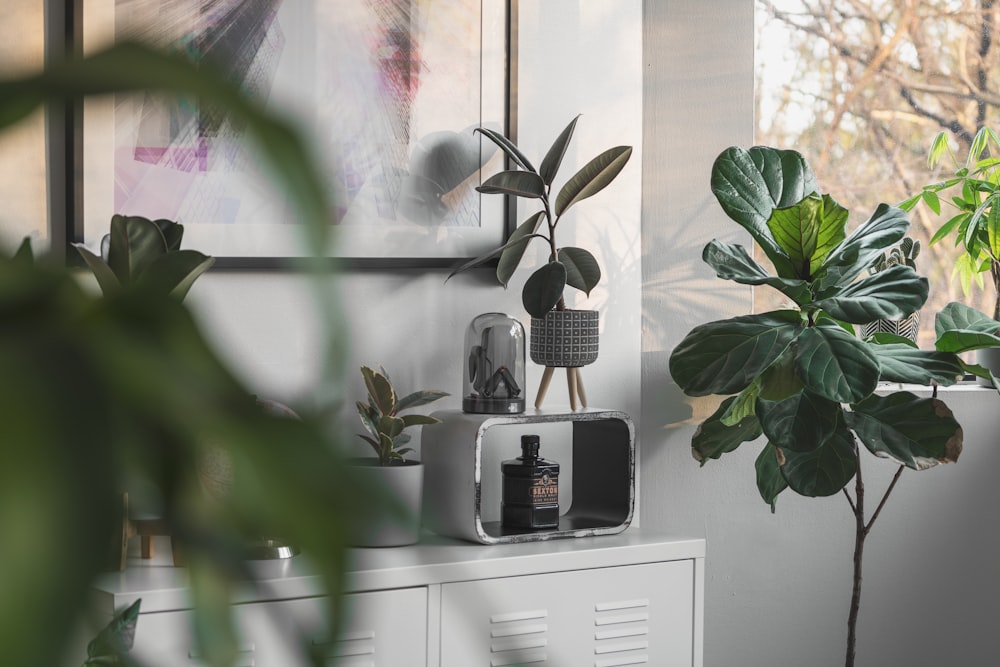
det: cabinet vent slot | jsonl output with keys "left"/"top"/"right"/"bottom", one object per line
{"left": 595, "top": 626, "right": 648, "bottom": 641}
{"left": 490, "top": 609, "right": 549, "bottom": 664}
{"left": 593, "top": 598, "right": 649, "bottom": 667}
{"left": 490, "top": 649, "right": 547, "bottom": 666}
{"left": 188, "top": 643, "right": 255, "bottom": 666}
{"left": 491, "top": 635, "right": 548, "bottom": 652}
{"left": 490, "top": 609, "right": 547, "bottom": 623}
{"left": 595, "top": 639, "right": 649, "bottom": 654}
{"left": 313, "top": 631, "right": 376, "bottom": 661}
{"left": 594, "top": 611, "right": 648, "bottom": 626}
{"left": 594, "top": 656, "right": 649, "bottom": 667}
{"left": 491, "top": 622, "right": 548, "bottom": 638}
{"left": 595, "top": 598, "right": 649, "bottom": 612}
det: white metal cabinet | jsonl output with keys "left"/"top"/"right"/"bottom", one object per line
{"left": 127, "top": 588, "right": 427, "bottom": 667}
{"left": 440, "top": 561, "right": 694, "bottom": 667}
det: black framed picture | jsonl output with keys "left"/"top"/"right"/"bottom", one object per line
{"left": 74, "top": 0, "right": 515, "bottom": 269}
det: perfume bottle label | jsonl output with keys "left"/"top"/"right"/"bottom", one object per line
{"left": 531, "top": 471, "right": 558, "bottom": 505}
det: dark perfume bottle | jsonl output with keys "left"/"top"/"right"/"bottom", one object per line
{"left": 501, "top": 435, "right": 560, "bottom": 530}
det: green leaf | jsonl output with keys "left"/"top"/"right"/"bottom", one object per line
{"left": 151, "top": 218, "right": 185, "bottom": 252}
{"left": 558, "top": 247, "right": 601, "bottom": 295}
{"left": 361, "top": 366, "right": 396, "bottom": 416}
{"left": 758, "top": 346, "right": 804, "bottom": 401}
{"left": 701, "top": 239, "right": 811, "bottom": 305}
{"left": 554, "top": 145, "right": 633, "bottom": 216}
{"left": 812, "top": 264, "right": 928, "bottom": 323}
{"left": 709, "top": 145, "right": 817, "bottom": 277}
{"left": 720, "top": 379, "right": 760, "bottom": 426}
{"left": 848, "top": 392, "right": 963, "bottom": 470}
{"left": 814, "top": 203, "right": 909, "bottom": 292}
{"left": 400, "top": 414, "right": 441, "bottom": 429}
{"left": 107, "top": 215, "right": 169, "bottom": 284}
{"left": 395, "top": 390, "right": 449, "bottom": 412}
{"left": 778, "top": 414, "right": 857, "bottom": 497}
{"left": 73, "top": 244, "right": 121, "bottom": 296}
{"left": 669, "top": 310, "right": 804, "bottom": 396}
{"left": 478, "top": 170, "right": 545, "bottom": 198}
{"left": 756, "top": 390, "right": 842, "bottom": 453}
{"left": 795, "top": 322, "right": 880, "bottom": 404}
{"left": 766, "top": 193, "right": 847, "bottom": 279}
{"left": 378, "top": 416, "right": 405, "bottom": 439}
{"left": 447, "top": 230, "right": 544, "bottom": 282}
{"left": 691, "top": 396, "right": 763, "bottom": 464}
{"left": 755, "top": 443, "right": 788, "bottom": 512}
{"left": 497, "top": 212, "right": 546, "bottom": 287}
{"left": 135, "top": 250, "right": 215, "bottom": 300}
{"left": 522, "top": 262, "right": 567, "bottom": 318}
{"left": 934, "top": 301, "right": 1000, "bottom": 352}
{"left": 869, "top": 344, "right": 965, "bottom": 386}
{"left": 474, "top": 126, "right": 536, "bottom": 172}
{"left": 86, "top": 599, "right": 141, "bottom": 662}
{"left": 539, "top": 115, "right": 579, "bottom": 186}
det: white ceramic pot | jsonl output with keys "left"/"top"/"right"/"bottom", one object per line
{"left": 348, "top": 459, "right": 424, "bottom": 547}
{"left": 976, "top": 347, "right": 1000, "bottom": 387}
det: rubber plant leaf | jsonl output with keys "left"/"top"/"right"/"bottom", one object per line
{"left": 709, "top": 145, "right": 817, "bottom": 278}
{"left": 474, "top": 126, "right": 535, "bottom": 172}
{"left": 135, "top": 249, "right": 215, "bottom": 300}
{"left": 934, "top": 301, "right": 1000, "bottom": 352}
{"left": 539, "top": 115, "right": 579, "bottom": 186}
{"left": 554, "top": 145, "right": 633, "bottom": 217}
{"left": 812, "top": 264, "right": 929, "bottom": 323}
{"left": 361, "top": 366, "right": 396, "bottom": 416}
{"left": 778, "top": 412, "right": 857, "bottom": 497}
{"left": 522, "top": 261, "right": 567, "bottom": 318}
{"left": 73, "top": 243, "right": 121, "bottom": 295}
{"left": 477, "top": 170, "right": 545, "bottom": 199}
{"left": 755, "top": 444, "right": 787, "bottom": 512}
{"left": 107, "top": 214, "right": 169, "bottom": 283}
{"left": 794, "top": 322, "right": 880, "bottom": 404}
{"left": 812, "top": 203, "right": 909, "bottom": 293}
{"left": 497, "top": 211, "right": 546, "bottom": 287}
{"left": 380, "top": 414, "right": 407, "bottom": 440}
{"left": 668, "top": 310, "right": 804, "bottom": 397}
{"left": 396, "top": 390, "right": 449, "bottom": 412}
{"left": 691, "top": 396, "right": 763, "bottom": 465}
{"left": 702, "top": 239, "right": 811, "bottom": 306}
{"left": 766, "top": 193, "right": 847, "bottom": 279}
{"left": 558, "top": 246, "right": 601, "bottom": 295}
{"left": 400, "top": 414, "right": 441, "bottom": 429}
{"left": 150, "top": 217, "right": 185, "bottom": 252}
{"left": 447, "top": 231, "right": 541, "bottom": 281}
{"left": 756, "top": 390, "right": 842, "bottom": 454}
{"left": 848, "top": 392, "right": 963, "bottom": 470}
{"left": 869, "top": 344, "right": 965, "bottom": 386}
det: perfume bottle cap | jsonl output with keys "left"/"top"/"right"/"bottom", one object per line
{"left": 521, "top": 434, "right": 540, "bottom": 458}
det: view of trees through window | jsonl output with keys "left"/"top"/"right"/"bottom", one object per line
{"left": 754, "top": 0, "right": 999, "bottom": 349}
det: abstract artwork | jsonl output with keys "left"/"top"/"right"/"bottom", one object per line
{"left": 80, "top": 0, "right": 510, "bottom": 266}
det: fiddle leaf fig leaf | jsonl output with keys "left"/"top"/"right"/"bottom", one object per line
{"left": 554, "top": 145, "right": 632, "bottom": 217}
{"left": 558, "top": 247, "right": 601, "bottom": 295}
{"left": 934, "top": 301, "right": 1000, "bottom": 352}
{"left": 478, "top": 170, "right": 545, "bottom": 199}
{"left": 755, "top": 443, "right": 788, "bottom": 512}
{"left": 701, "top": 239, "right": 811, "bottom": 305}
{"left": 756, "top": 390, "right": 842, "bottom": 453}
{"left": 766, "top": 193, "right": 847, "bottom": 279}
{"left": 848, "top": 392, "right": 963, "bottom": 470}
{"left": 710, "top": 146, "right": 817, "bottom": 277}
{"left": 497, "top": 212, "right": 546, "bottom": 287}
{"left": 778, "top": 414, "right": 857, "bottom": 497}
{"left": 539, "top": 115, "right": 579, "bottom": 186}
{"left": 869, "top": 344, "right": 965, "bottom": 386}
{"left": 795, "top": 322, "right": 880, "bottom": 404}
{"left": 720, "top": 379, "right": 760, "bottom": 426}
{"left": 691, "top": 396, "right": 763, "bottom": 465}
{"left": 669, "top": 310, "right": 804, "bottom": 396}
{"left": 522, "top": 261, "right": 567, "bottom": 318}
{"left": 813, "top": 203, "right": 909, "bottom": 291}
{"left": 812, "top": 264, "right": 929, "bottom": 323}
{"left": 474, "top": 126, "right": 536, "bottom": 172}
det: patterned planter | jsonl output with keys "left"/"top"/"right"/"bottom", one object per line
{"left": 530, "top": 309, "right": 599, "bottom": 368}
{"left": 860, "top": 311, "right": 919, "bottom": 342}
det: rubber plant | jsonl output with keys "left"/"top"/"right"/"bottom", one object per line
{"left": 669, "top": 145, "right": 975, "bottom": 667}
{"left": 447, "top": 115, "right": 632, "bottom": 318}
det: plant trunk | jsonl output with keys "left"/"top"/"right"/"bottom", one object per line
{"left": 846, "top": 465, "right": 865, "bottom": 667}
{"left": 991, "top": 260, "right": 1000, "bottom": 321}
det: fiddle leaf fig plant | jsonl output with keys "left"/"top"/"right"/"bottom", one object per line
{"left": 670, "top": 145, "right": 971, "bottom": 667}
{"left": 447, "top": 115, "right": 632, "bottom": 318}
{"left": 74, "top": 214, "right": 214, "bottom": 300}
{"left": 356, "top": 366, "right": 448, "bottom": 466}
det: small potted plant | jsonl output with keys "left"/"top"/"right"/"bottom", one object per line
{"left": 353, "top": 365, "right": 448, "bottom": 547}
{"left": 448, "top": 115, "right": 632, "bottom": 408}
{"left": 860, "top": 236, "right": 921, "bottom": 341}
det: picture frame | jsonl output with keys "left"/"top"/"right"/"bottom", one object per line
{"left": 72, "top": 0, "right": 516, "bottom": 269}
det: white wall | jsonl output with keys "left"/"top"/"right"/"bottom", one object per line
{"left": 641, "top": 2, "right": 1000, "bottom": 666}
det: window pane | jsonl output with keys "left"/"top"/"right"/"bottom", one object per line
{"left": 0, "top": 0, "right": 47, "bottom": 252}
{"left": 755, "top": 0, "right": 996, "bottom": 349}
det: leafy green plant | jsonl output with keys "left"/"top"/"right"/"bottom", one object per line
{"left": 356, "top": 366, "right": 448, "bottom": 465}
{"left": 669, "top": 145, "right": 976, "bottom": 667}
{"left": 447, "top": 116, "right": 632, "bottom": 318}
{"left": 83, "top": 599, "right": 141, "bottom": 667}
{"left": 74, "top": 214, "right": 214, "bottom": 300}
{"left": 901, "top": 127, "right": 1000, "bottom": 318}
{"left": 868, "top": 236, "right": 920, "bottom": 274}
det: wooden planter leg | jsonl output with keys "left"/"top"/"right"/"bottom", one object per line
{"left": 574, "top": 368, "right": 588, "bottom": 408}
{"left": 567, "top": 367, "right": 578, "bottom": 411}
{"left": 535, "top": 366, "right": 555, "bottom": 409}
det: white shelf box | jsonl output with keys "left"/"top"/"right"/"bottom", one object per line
{"left": 422, "top": 408, "right": 635, "bottom": 544}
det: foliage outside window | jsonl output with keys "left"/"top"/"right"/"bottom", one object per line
{"left": 755, "top": 0, "right": 1000, "bottom": 348}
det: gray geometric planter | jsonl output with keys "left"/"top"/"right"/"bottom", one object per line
{"left": 530, "top": 309, "right": 599, "bottom": 368}
{"left": 860, "top": 311, "right": 920, "bottom": 342}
